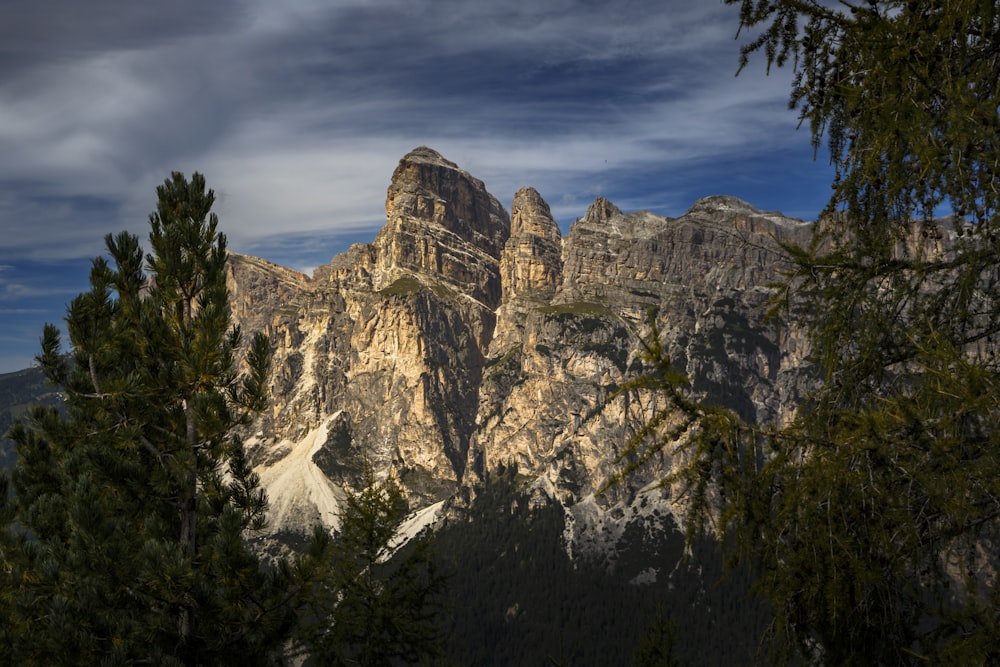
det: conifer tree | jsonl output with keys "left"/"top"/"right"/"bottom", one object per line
{"left": 296, "top": 468, "right": 447, "bottom": 666}
{"left": 617, "top": 2, "right": 1000, "bottom": 663}
{"left": 633, "top": 607, "right": 683, "bottom": 667}
{"left": 4, "top": 172, "right": 293, "bottom": 664}
{"left": 726, "top": 3, "right": 1000, "bottom": 663}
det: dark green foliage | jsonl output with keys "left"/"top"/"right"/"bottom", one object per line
{"left": 599, "top": 311, "right": 748, "bottom": 541}
{"left": 633, "top": 607, "right": 683, "bottom": 667}
{"left": 725, "top": 2, "right": 1000, "bottom": 663}
{"left": 378, "top": 275, "right": 423, "bottom": 297}
{"left": 483, "top": 343, "right": 522, "bottom": 370}
{"left": 610, "top": 3, "right": 1000, "bottom": 664}
{"left": 296, "top": 468, "right": 447, "bottom": 666}
{"left": 432, "top": 469, "right": 772, "bottom": 666}
{"left": 2, "top": 172, "right": 295, "bottom": 664}
{"left": 0, "top": 367, "right": 62, "bottom": 478}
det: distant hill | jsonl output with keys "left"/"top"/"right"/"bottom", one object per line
{"left": 0, "top": 365, "right": 61, "bottom": 475}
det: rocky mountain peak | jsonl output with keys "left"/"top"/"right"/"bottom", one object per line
{"left": 581, "top": 196, "right": 623, "bottom": 225}
{"left": 502, "top": 187, "right": 563, "bottom": 303}
{"left": 376, "top": 147, "right": 510, "bottom": 308}
{"left": 226, "top": 147, "right": 816, "bottom": 550}
{"left": 686, "top": 194, "right": 810, "bottom": 231}
{"left": 384, "top": 146, "right": 510, "bottom": 255}
{"left": 399, "top": 145, "right": 459, "bottom": 168}
{"left": 510, "top": 187, "right": 560, "bottom": 241}
{"left": 687, "top": 194, "right": 757, "bottom": 213}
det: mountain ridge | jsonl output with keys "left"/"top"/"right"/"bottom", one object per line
{"left": 0, "top": 146, "right": 814, "bottom": 550}
{"left": 0, "top": 148, "right": 811, "bottom": 661}
{"left": 224, "top": 146, "right": 815, "bottom": 550}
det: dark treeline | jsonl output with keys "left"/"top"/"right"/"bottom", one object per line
{"left": 430, "top": 468, "right": 773, "bottom": 666}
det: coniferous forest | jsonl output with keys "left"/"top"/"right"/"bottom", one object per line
{"left": 429, "top": 468, "right": 772, "bottom": 666}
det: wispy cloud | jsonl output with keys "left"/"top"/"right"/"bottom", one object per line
{"left": 0, "top": 0, "right": 832, "bottom": 371}
{"left": 0, "top": 0, "right": 818, "bottom": 264}
{"left": 0, "top": 262, "right": 80, "bottom": 301}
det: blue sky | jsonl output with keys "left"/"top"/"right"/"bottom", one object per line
{"left": 0, "top": 0, "right": 835, "bottom": 373}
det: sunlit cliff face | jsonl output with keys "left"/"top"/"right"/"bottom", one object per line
{"left": 229, "top": 147, "right": 813, "bottom": 549}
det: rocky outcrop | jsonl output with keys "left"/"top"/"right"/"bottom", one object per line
{"left": 502, "top": 187, "right": 562, "bottom": 302}
{"left": 374, "top": 146, "right": 509, "bottom": 309}
{"left": 468, "top": 191, "right": 813, "bottom": 528}
{"left": 237, "top": 148, "right": 509, "bottom": 534}
{"left": 234, "top": 147, "right": 815, "bottom": 544}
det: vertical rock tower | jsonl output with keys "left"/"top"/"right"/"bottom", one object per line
{"left": 236, "top": 148, "right": 511, "bottom": 533}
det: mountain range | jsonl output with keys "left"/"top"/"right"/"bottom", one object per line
{"left": 0, "top": 146, "right": 818, "bottom": 663}
{"left": 224, "top": 147, "right": 813, "bottom": 547}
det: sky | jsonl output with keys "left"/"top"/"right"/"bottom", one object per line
{"left": 0, "top": 0, "right": 836, "bottom": 374}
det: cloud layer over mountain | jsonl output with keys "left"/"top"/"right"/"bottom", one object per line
{"left": 0, "top": 0, "right": 832, "bottom": 372}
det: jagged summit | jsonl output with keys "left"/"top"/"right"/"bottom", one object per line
{"left": 581, "top": 196, "right": 623, "bottom": 225}
{"left": 502, "top": 187, "right": 562, "bottom": 302}
{"left": 510, "top": 187, "right": 560, "bottom": 240}
{"left": 227, "top": 147, "right": 815, "bottom": 548}
{"left": 385, "top": 147, "right": 509, "bottom": 247}
{"left": 400, "top": 145, "right": 459, "bottom": 168}
{"left": 686, "top": 194, "right": 810, "bottom": 227}
{"left": 688, "top": 194, "right": 760, "bottom": 213}
{"left": 374, "top": 147, "right": 510, "bottom": 308}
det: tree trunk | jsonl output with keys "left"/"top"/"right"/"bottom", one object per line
{"left": 179, "top": 398, "right": 198, "bottom": 663}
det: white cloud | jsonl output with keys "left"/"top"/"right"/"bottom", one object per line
{"left": 0, "top": 0, "right": 834, "bottom": 372}
{"left": 0, "top": 0, "right": 812, "bottom": 262}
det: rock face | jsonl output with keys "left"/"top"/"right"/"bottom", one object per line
{"left": 376, "top": 146, "right": 509, "bottom": 309}
{"left": 502, "top": 187, "right": 562, "bottom": 302}
{"left": 234, "top": 147, "right": 814, "bottom": 544}
{"left": 470, "top": 191, "right": 813, "bottom": 542}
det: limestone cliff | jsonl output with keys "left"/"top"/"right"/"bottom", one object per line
{"left": 234, "top": 147, "right": 814, "bottom": 547}
{"left": 236, "top": 148, "right": 507, "bottom": 535}
{"left": 470, "top": 191, "right": 813, "bottom": 545}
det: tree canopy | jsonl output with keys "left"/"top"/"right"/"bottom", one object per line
{"left": 615, "top": 2, "right": 1000, "bottom": 664}
{"left": 2, "top": 172, "right": 293, "bottom": 664}
{"left": 294, "top": 467, "right": 447, "bottom": 666}
{"left": 734, "top": 2, "right": 1000, "bottom": 662}
{"left": 0, "top": 171, "right": 455, "bottom": 666}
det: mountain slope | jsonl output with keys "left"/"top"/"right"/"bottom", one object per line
{"left": 0, "top": 148, "right": 811, "bottom": 662}
{"left": 226, "top": 147, "right": 813, "bottom": 555}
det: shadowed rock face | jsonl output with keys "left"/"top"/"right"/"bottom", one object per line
{"left": 232, "top": 147, "right": 814, "bottom": 542}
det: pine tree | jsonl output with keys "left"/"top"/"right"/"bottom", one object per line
{"left": 296, "top": 467, "right": 447, "bottom": 666}
{"left": 632, "top": 606, "right": 683, "bottom": 667}
{"left": 730, "top": 2, "right": 1000, "bottom": 663}
{"left": 4, "top": 172, "right": 294, "bottom": 664}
